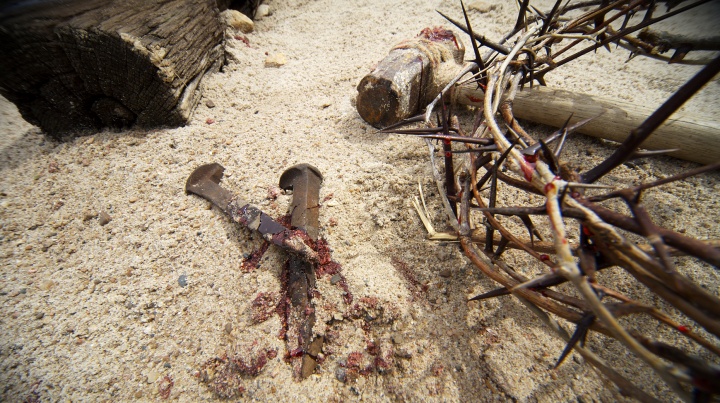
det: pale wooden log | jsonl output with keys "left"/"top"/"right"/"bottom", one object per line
{"left": 0, "top": 0, "right": 226, "bottom": 138}
{"left": 457, "top": 85, "right": 720, "bottom": 165}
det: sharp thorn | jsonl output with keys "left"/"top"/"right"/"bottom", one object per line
{"left": 629, "top": 148, "right": 680, "bottom": 160}
{"left": 492, "top": 236, "right": 510, "bottom": 260}
{"left": 448, "top": 145, "right": 498, "bottom": 153}
{"left": 539, "top": 139, "right": 560, "bottom": 175}
{"left": 460, "top": 0, "right": 485, "bottom": 75}
{"left": 555, "top": 313, "right": 596, "bottom": 368}
{"left": 376, "top": 114, "right": 427, "bottom": 132}
{"left": 378, "top": 127, "right": 444, "bottom": 135}
{"left": 468, "top": 287, "right": 510, "bottom": 301}
{"left": 418, "top": 134, "right": 494, "bottom": 145}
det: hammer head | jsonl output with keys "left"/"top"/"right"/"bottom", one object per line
{"left": 356, "top": 27, "right": 465, "bottom": 128}
{"left": 279, "top": 164, "right": 323, "bottom": 241}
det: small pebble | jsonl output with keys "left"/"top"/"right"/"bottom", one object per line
{"left": 318, "top": 98, "right": 332, "bottom": 109}
{"left": 255, "top": 4, "right": 271, "bottom": 19}
{"left": 205, "top": 100, "right": 216, "bottom": 108}
{"left": 48, "top": 161, "right": 59, "bottom": 173}
{"left": 221, "top": 9, "right": 254, "bottom": 33}
{"left": 147, "top": 371, "right": 160, "bottom": 383}
{"left": 330, "top": 274, "right": 342, "bottom": 285}
{"left": 39, "top": 280, "right": 55, "bottom": 291}
{"left": 98, "top": 211, "right": 112, "bottom": 226}
{"left": 129, "top": 197, "right": 138, "bottom": 203}
{"left": 224, "top": 323, "right": 233, "bottom": 334}
{"left": 335, "top": 367, "right": 347, "bottom": 383}
{"left": 264, "top": 53, "right": 287, "bottom": 67}
{"left": 34, "top": 312, "right": 45, "bottom": 320}
{"left": 178, "top": 275, "right": 188, "bottom": 287}
{"left": 439, "top": 269, "right": 452, "bottom": 278}
{"left": 395, "top": 349, "right": 412, "bottom": 359}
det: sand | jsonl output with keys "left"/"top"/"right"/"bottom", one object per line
{"left": 1, "top": 0, "right": 718, "bottom": 401}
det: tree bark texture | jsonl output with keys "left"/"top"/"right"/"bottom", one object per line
{"left": 0, "top": 0, "right": 226, "bottom": 138}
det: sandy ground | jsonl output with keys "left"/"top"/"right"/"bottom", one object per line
{"left": 1, "top": 0, "right": 719, "bottom": 401}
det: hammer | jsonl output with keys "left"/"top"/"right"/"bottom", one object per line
{"left": 356, "top": 28, "right": 720, "bottom": 165}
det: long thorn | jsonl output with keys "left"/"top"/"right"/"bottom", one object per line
{"left": 514, "top": 0, "right": 531, "bottom": 32}
{"left": 592, "top": 161, "right": 720, "bottom": 202}
{"left": 555, "top": 313, "right": 596, "bottom": 368}
{"left": 436, "top": 10, "right": 511, "bottom": 55}
{"left": 460, "top": 0, "right": 486, "bottom": 79}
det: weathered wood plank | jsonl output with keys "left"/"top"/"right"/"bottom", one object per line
{"left": 0, "top": 0, "right": 226, "bottom": 138}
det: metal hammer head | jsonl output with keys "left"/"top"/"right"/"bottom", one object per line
{"left": 279, "top": 164, "right": 323, "bottom": 241}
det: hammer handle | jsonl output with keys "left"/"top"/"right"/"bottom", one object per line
{"left": 456, "top": 85, "right": 720, "bottom": 165}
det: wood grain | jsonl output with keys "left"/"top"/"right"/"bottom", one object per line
{"left": 0, "top": 0, "right": 225, "bottom": 138}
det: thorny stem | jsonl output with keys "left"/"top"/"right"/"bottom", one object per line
{"left": 514, "top": 0, "right": 531, "bottom": 32}
{"left": 538, "top": 0, "right": 563, "bottom": 37}
{"left": 591, "top": 161, "right": 720, "bottom": 202}
{"left": 479, "top": 43, "right": 699, "bottom": 400}
{"left": 532, "top": 0, "right": 713, "bottom": 82}
{"left": 542, "top": 173, "right": 692, "bottom": 400}
{"left": 476, "top": 203, "right": 720, "bottom": 262}
{"left": 409, "top": 0, "right": 720, "bottom": 399}
{"left": 438, "top": 10, "right": 511, "bottom": 55}
{"left": 441, "top": 101, "right": 459, "bottom": 217}
{"left": 494, "top": 27, "right": 540, "bottom": 112}
{"left": 575, "top": 198, "right": 720, "bottom": 267}
{"left": 469, "top": 159, "right": 553, "bottom": 266}
{"left": 516, "top": 298, "right": 660, "bottom": 403}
